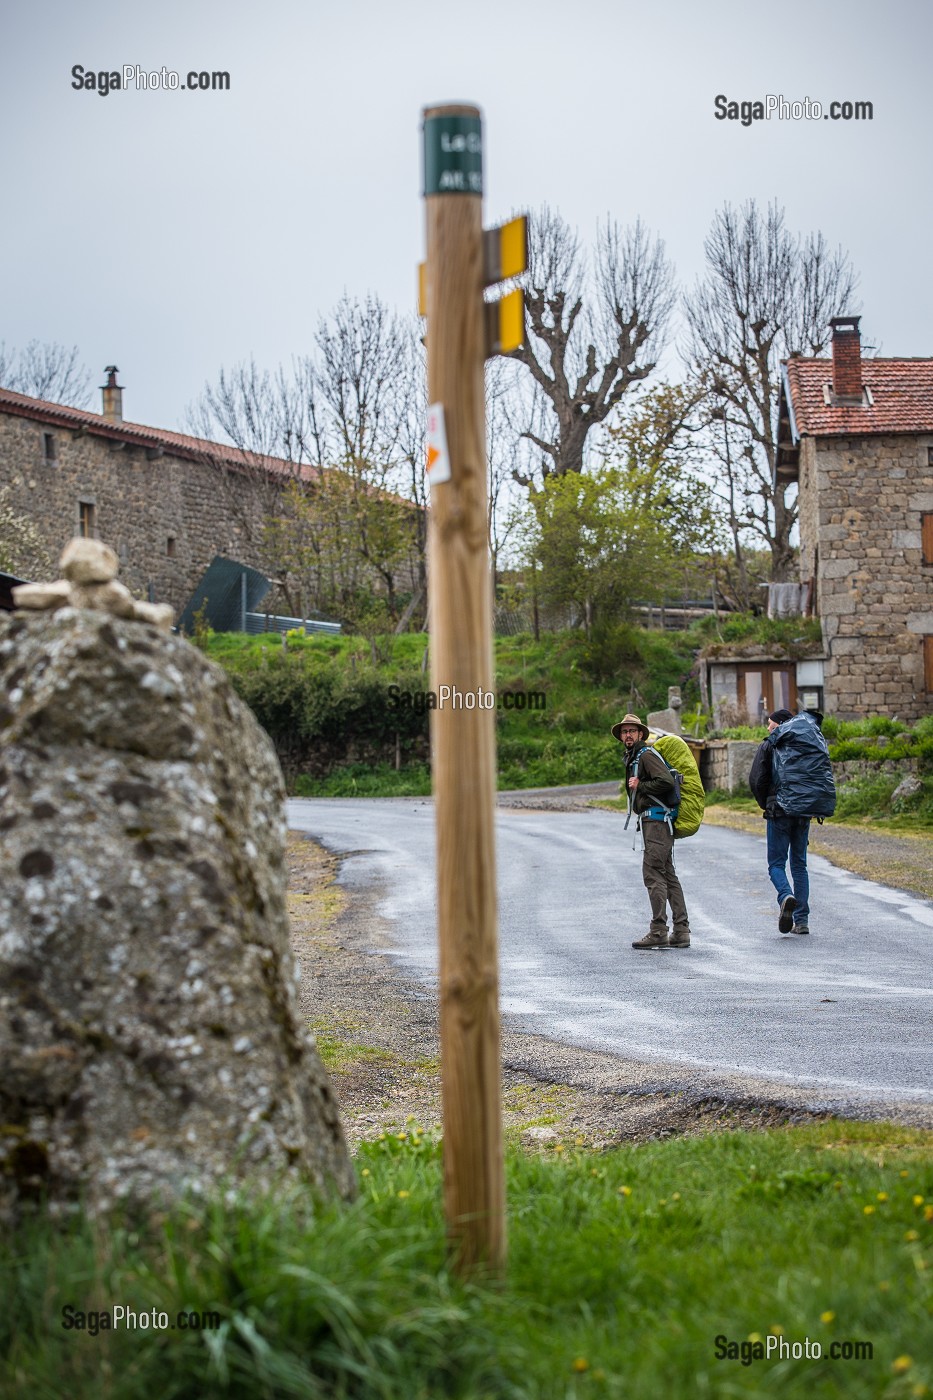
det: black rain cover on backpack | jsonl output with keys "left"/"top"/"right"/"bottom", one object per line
{"left": 770, "top": 714, "right": 836, "bottom": 818}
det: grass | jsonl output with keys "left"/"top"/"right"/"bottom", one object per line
{"left": 2, "top": 1122, "right": 931, "bottom": 1399}
{"left": 206, "top": 630, "right": 933, "bottom": 823}
{"left": 704, "top": 782, "right": 933, "bottom": 834}
{"left": 205, "top": 628, "right": 696, "bottom": 797}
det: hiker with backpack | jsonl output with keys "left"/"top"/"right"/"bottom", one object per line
{"left": 748, "top": 708, "right": 837, "bottom": 937}
{"left": 611, "top": 712, "right": 701, "bottom": 950}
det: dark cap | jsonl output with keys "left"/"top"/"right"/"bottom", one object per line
{"left": 769, "top": 709, "right": 793, "bottom": 724}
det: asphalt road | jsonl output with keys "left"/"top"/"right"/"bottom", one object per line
{"left": 287, "top": 794, "right": 933, "bottom": 1117}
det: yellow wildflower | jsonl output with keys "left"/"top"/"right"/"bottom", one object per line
{"left": 864, "top": 1205, "right": 876, "bottom": 1216}
{"left": 892, "top": 1355, "right": 913, "bottom": 1374}
{"left": 913, "top": 1195, "right": 925, "bottom": 1207}
{"left": 904, "top": 1230, "right": 919, "bottom": 1242}
{"left": 820, "top": 1311, "right": 835, "bottom": 1324}
{"left": 572, "top": 1358, "right": 590, "bottom": 1373}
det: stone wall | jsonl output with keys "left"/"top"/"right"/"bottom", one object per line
{"left": 700, "top": 740, "right": 919, "bottom": 797}
{"left": 0, "top": 412, "right": 269, "bottom": 615}
{"left": 797, "top": 432, "right": 933, "bottom": 721}
{"left": 700, "top": 739, "right": 760, "bottom": 793}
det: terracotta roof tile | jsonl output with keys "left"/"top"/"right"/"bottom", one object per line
{"left": 784, "top": 357, "right": 933, "bottom": 437}
{"left": 0, "top": 385, "right": 321, "bottom": 483}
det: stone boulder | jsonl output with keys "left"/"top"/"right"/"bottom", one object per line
{"left": 0, "top": 608, "right": 355, "bottom": 1217}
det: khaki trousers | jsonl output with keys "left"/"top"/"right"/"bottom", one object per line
{"left": 641, "top": 819, "right": 690, "bottom": 935}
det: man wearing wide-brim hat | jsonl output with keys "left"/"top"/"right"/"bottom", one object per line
{"left": 611, "top": 712, "right": 692, "bottom": 950}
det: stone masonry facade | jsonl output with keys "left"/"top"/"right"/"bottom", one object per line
{"left": 0, "top": 403, "right": 269, "bottom": 615}
{"left": 777, "top": 322, "right": 933, "bottom": 724}
{"left": 796, "top": 432, "right": 933, "bottom": 722}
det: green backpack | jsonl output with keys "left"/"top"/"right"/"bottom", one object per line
{"left": 648, "top": 732, "right": 705, "bottom": 838}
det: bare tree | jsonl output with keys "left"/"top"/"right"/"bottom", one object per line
{"left": 186, "top": 296, "right": 426, "bottom": 624}
{"left": 511, "top": 207, "right": 675, "bottom": 483}
{"left": 685, "top": 201, "right": 859, "bottom": 581}
{"left": 303, "top": 294, "right": 409, "bottom": 471}
{"left": 185, "top": 359, "right": 315, "bottom": 600}
{"left": 485, "top": 356, "right": 527, "bottom": 581}
{"left": 389, "top": 318, "right": 429, "bottom": 621}
{"left": 300, "top": 295, "right": 425, "bottom": 621}
{"left": 0, "top": 340, "right": 93, "bottom": 408}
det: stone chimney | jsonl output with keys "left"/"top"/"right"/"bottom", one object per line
{"left": 101, "top": 365, "right": 124, "bottom": 423}
{"left": 829, "top": 317, "right": 862, "bottom": 400}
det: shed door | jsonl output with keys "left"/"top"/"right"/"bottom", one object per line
{"left": 737, "top": 665, "right": 797, "bottom": 724}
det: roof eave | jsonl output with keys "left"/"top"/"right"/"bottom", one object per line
{"left": 774, "top": 362, "right": 801, "bottom": 488}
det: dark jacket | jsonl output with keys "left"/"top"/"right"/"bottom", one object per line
{"left": 625, "top": 744, "right": 678, "bottom": 815}
{"left": 748, "top": 738, "right": 778, "bottom": 817}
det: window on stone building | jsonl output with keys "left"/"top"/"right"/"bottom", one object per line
{"left": 167, "top": 536, "right": 176, "bottom": 559}
{"left": 78, "top": 501, "right": 96, "bottom": 538}
{"left": 925, "top": 637, "right": 933, "bottom": 694}
{"left": 43, "top": 432, "right": 57, "bottom": 464}
{"left": 922, "top": 513, "right": 933, "bottom": 566}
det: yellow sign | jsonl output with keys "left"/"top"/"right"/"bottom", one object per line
{"left": 483, "top": 215, "right": 527, "bottom": 285}
{"left": 485, "top": 288, "right": 524, "bottom": 357}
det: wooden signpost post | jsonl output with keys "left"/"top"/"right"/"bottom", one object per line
{"left": 420, "top": 102, "right": 526, "bottom": 1274}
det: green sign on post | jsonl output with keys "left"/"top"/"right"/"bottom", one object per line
{"left": 423, "top": 114, "right": 483, "bottom": 195}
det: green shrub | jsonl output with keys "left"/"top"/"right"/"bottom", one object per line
{"left": 833, "top": 773, "right": 900, "bottom": 820}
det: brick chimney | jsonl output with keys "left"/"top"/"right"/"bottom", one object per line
{"left": 829, "top": 316, "right": 862, "bottom": 399}
{"left": 101, "top": 365, "right": 124, "bottom": 423}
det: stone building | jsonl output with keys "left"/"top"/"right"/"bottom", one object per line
{"left": 0, "top": 369, "right": 319, "bottom": 617}
{"left": 699, "top": 636, "right": 825, "bottom": 728}
{"left": 771, "top": 317, "right": 933, "bottom": 722}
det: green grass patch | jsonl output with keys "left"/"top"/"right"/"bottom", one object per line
{"left": 205, "top": 627, "right": 697, "bottom": 796}
{"left": 295, "top": 762, "right": 433, "bottom": 799}
{"left": 3, "top": 1122, "right": 931, "bottom": 1398}
{"left": 706, "top": 780, "right": 933, "bottom": 831}
{"left": 201, "top": 629, "right": 933, "bottom": 822}
{"left": 310, "top": 1028, "right": 396, "bottom": 1073}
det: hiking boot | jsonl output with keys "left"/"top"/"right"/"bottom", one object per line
{"left": 792, "top": 923, "right": 809, "bottom": 936}
{"left": 669, "top": 929, "right": 691, "bottom": 948}
{"left": 778, "top": 895, "right": 797, "bottom": 933}
{"left": 632, "top": 931, "right": 669, "bottom": 950}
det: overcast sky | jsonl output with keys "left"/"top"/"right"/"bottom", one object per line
{"left": 2, "top": 0, "right": 930, "bottom": 432}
